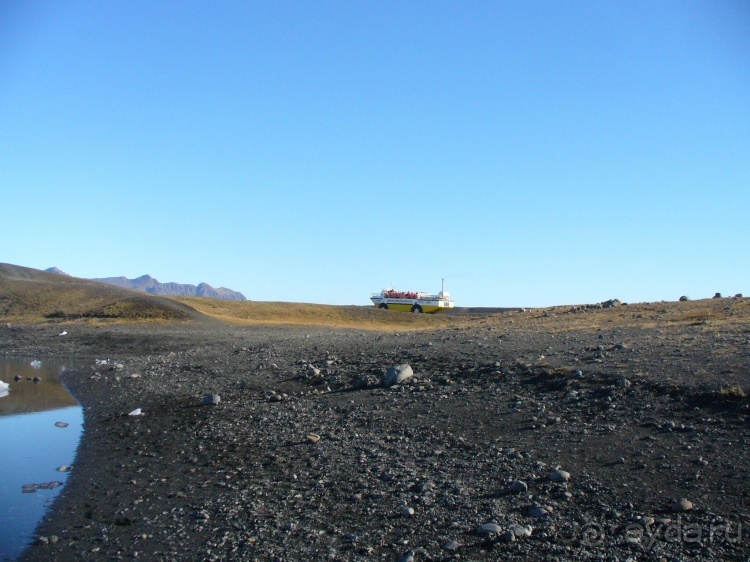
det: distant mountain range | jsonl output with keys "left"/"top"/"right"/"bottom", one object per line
{"left": 45, "top": 268, "right": 247, "bottom": 301}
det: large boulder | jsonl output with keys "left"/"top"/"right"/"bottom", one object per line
{"left": 384, "top": 364, "right": 414, "bottom": 387}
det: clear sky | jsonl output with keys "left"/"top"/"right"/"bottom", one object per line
{"left": 2, "top": 1, "right": 748, "bottom": 307}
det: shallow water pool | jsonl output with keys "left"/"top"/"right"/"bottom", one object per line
{"left": 0, "top": 357, "right": 83, "bottom": 560}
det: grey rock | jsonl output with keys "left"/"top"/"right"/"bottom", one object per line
{"left": 441, "top": 539, "right": 459, "bottom": 551}
{"left": 477, "top": 522, "right": 502, "bottom": 535}
{"left": 529, "top": 506, "right": 551, "bottom": 518}
{"left": 385, "top": 364, "right": 414, "bottom": 387}
{"left": 202, "top": 394, "right": 221, "bottom": 405}
{"left": 550, "top": 469, "right": 571, "bottom": 482}
{"left": 509, "top": 523, "right": 533, "bottom": 538}
{"left": 671, "top": 498, "right": 693, "bottom": 512}
{"left": 509, "top": 480, "right": 528, "bottom": 493}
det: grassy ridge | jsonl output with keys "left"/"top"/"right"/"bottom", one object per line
{"left": 0, "top": 263, "right": 194, "bottom": 322}
{"left": 175, "top": 297, "right": 458, "bottom": 330}
{"left": 1, "top": 263, "right": 747, "bottom": 331}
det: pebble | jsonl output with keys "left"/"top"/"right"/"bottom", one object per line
{"left": 306, "top": 433, "right": 321, "bottom": 443}
{"left": 476, "top": 522, "right": 502, "bottom": 535}
{"left": 202, "top": 394, "right": 221, "bottom": 405}
{"left": 401, "top": 507, "right": 415, "bottom": 517}
{"left": 672, "top": 498, "right": 693, "bottom": 512}
{"left": 441, "top": 539, "right": 459, "bottom": 551}
{"left": 550, "top": 469, "right": 571, "bottom": 482}
{"left": 128, "top": 408, "right": 143, "bottom": 416}
{"left": 509, "top": 523, "right": 533, "bottom": 538}
{"left": 509, "top": 480, "right": 528, "bottom": 493}
{"left": 54, "top": 422, "right": 69, "bottom": 428}
{"left": 529, "top": 506, "right": 551, "bottom": 518}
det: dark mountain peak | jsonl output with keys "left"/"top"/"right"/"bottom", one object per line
{"left": 90, "top": 274, "right": 246, "bottom": 301}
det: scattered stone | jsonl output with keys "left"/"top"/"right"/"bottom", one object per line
{"left": 671, "top": 498, "right": 693, "bottom": 512}
{"left": 57, "top": 465, "right": 73, "bottom": 472}
{"left": 352, "top": 375, "right": 376, "bottom": 390}
{"left": 509, "top": 480, "right": 528, "bottom": 493}
{"left": 509, "top": 523, "right": 533, "bottom": 538}
{"left": 128, "top": 408, "right": 143, "bottom": 416}
{"left": 37, "top": 536, "right": 49, "bottom": 545}
{"left": 48, "top": 535, "right": 59, "bottom": 544}
{"left": 618, "top": 378, "right": 631, "bottom": 389}
{"left": 306, "top": 433, "right": 321, "bottom": 443}
{"left": 202, "top": 394, "right": 221, "bottom": 405}
{"left": 442, "top": 539, "right": 459, "bottom": 551}
{"left": 384, "top": 364, "right": 414, "bottom": 387}
{"left": 401, "top": 507, "right": 414, "bottom": 517}
{"left": 529, "top": 506, "right": 551, "bottom": 518}
{"left": 679, "top": 295, "right": 690, "bottom": 302}
{"left": 550, "top": 469, "right": 571, "bottom": 482}
{"left": 22, "top": 481, "right": 63, "bottom": 493}
{"left": 477, "top": 522, "right": 502, "bottom": 535}
{"left": 713, "top": 292, "right": 722, "bottom": 299}
{"left": 54, "top": 422, "right": 69, "bottom": 428}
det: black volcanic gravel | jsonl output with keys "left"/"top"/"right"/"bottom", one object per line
{"left": 1, "top": 320, "right": 749, "bottom": 561}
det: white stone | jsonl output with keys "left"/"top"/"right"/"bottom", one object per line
{"left": 385, "top": 364, "right": 414, "bottom": 387}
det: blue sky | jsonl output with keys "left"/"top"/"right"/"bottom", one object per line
{"left": 2, "top": 1, "right": 748, "bottom": 307}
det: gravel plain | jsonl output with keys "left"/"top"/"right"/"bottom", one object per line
{"left": 2, "top": 301, "right": 749, "bottom": 561}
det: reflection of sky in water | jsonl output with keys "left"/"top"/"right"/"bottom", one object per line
{"left": 0, "top": 358, "right": 83, "bottom": 560}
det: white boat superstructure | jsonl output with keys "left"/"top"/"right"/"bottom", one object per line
{"left": 370, "top": 279, "right": 454, "bottom": 313}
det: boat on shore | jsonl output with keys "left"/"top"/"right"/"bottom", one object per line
{"left": 370, "top": 280, "right": 454, "bottom": 313}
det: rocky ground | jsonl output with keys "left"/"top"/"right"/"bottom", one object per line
{"left": 2, "top": 304, "right": 749, "bottom": 561}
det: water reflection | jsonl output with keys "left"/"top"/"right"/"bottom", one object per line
{"left": 0, "top": 357, "right": 83, "bottom": 560}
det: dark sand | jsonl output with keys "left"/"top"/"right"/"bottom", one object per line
{"left": 2, "top": 306, "right": 749, "bottom": 561}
